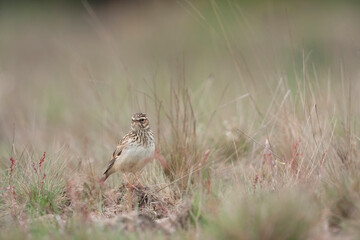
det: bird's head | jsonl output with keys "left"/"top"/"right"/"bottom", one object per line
{"left": 131, "top": 113, "right": 150, "bottom": 131}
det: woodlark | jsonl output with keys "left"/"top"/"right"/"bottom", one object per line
{"left": 101, "top": 113, "right": 155, "bottom": 186}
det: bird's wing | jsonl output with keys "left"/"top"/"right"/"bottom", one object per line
{"left": 103, "top": 144, "right": 124, "bottom": 175}
{"left": 103, "top": 131, "right": 136, "bottom": 175}
{"left": 103, "top": 158, "right": 116, "bottom": 175}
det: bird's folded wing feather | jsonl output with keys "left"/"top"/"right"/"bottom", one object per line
{"left": 104, "top": 131, "right": 136, "bottom": 174}
{"left": 104, "top": 144, "right": 123, "bottom": 174}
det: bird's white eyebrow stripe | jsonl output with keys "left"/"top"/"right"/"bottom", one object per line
{"left": 132, "top": 117, "right": 147, "bottom": 121}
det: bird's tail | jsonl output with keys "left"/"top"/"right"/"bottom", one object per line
{"left": 99, "top": 158, "right": 115, "bottom": 184}
{"left": 98, "top": 174, "right": 109, "bottom": 184}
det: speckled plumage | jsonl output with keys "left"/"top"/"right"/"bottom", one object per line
{"left": 103, "top": 113, "right": 155, "bottom": 181}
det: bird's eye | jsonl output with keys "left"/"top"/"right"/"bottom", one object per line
{"left": 140, "top": 119, "right": 145, "bottom": 122}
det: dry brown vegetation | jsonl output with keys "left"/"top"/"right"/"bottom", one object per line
{"left": 1, "top": 1, "right": 360, "bottom": 239}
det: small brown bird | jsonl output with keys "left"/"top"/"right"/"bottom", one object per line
{"left": 101, "top": 113, "right": 155, "bottom": 185}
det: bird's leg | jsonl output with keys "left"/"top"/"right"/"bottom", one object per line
{"left": 122, "top": 173, "right": 133, "bottom": 212}
{"left": 133, "top": 173, "right": 145, "bottom": 188}
{"left": 122, "top": 173, "right": 137, "bottom": 189}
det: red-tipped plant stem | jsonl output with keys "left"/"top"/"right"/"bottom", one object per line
{"left": 32, "top": 152, "right": 47, "bottom": 194}
{"left": 8, "top": 157, "right": 17, "bottom": 218}
{"left": 9, "top": 157, "right": 15, "bottom": 190}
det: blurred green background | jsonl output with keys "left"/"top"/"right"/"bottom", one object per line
{"left": 1, "top": 1, "right": 360, "bottom": 238}
{"left": 0, "top": 0, "right": 359, "bottom": 155}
